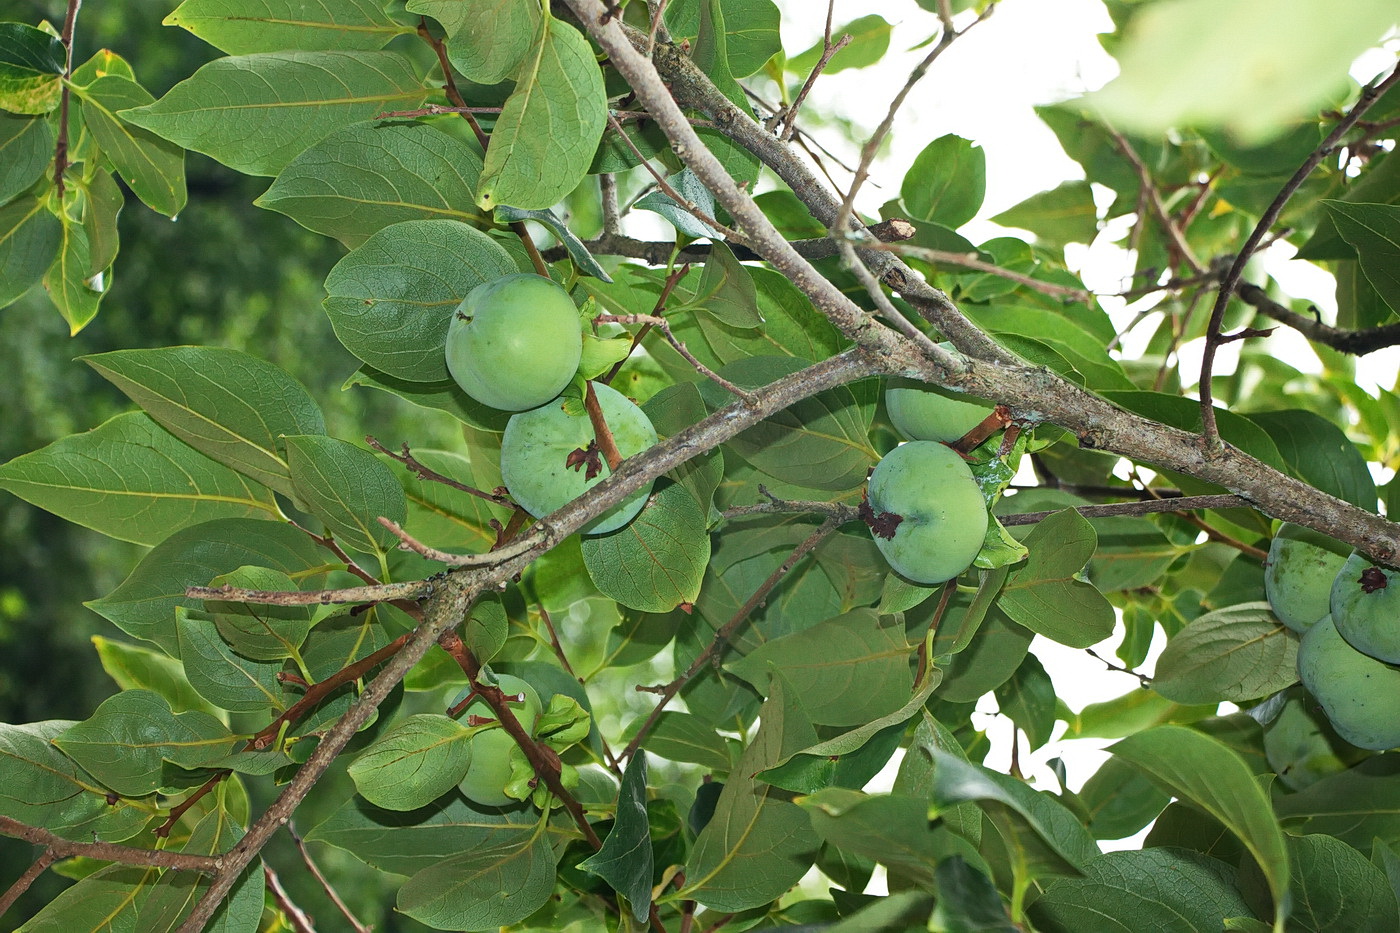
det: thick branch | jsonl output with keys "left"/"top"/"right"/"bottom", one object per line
{"left": 998, "top": 494, "right": 1249, "bottom": 525}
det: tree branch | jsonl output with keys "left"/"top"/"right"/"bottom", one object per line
{"left": 1237, "top": 281, "right": 1400, "bottom": 355}
{"left": 0, "top": 816, "right": 219, "bottom": 873}
{"left": 539, "top": 220, "right": 917, "bottom": 266}
{"left": 1198, "top": 61, "right": 1400, "bottom": 446}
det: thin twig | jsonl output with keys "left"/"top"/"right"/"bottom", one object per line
{"left": 622, "top": 517, "right": 844, "bottom": 760}
{"left": 1107, "top": 128, "right": 1206, "bottom": 275}
{"left": 377, "top": 519, "right": 548, "bottom": 568}
{"left": 287, "top": 824, "right": 371, "bottom": 933}
{"left": 646, "top": 0, "right": 672, "bottom": 54}
{"left": 776, "top": 16, "right": 852, "bottom": 141}
{"left": 1197, "top": 61, "right": 1400, "bottom": 447}
{"left": 600, "top": 262, "right": 690, "bottom": 386}
{"left": 606, "top": 112, "right": 743, "bottom": 243}
{"left": 872, "top": 242, "right": 1093, "bottom": 301}
{"left": 366, "top": 437, "right": 514, "bottom": 506}
{"left": 0, "top": 851, "right": 56, "bottom": 918}
{"left": 246, "top": 633, "right": 412, "bottom": 750}
{"left": 838, "top": 239, "right": 963, "bottom": 370}
{"left": 595, "top": 313, "right": 760, "bottom": 403}
{"left": 155, "top": 771, "right": 229, "bottom": 837}
{"left": 599, "top": 173, "right": 622, "bottom": 235}
{"left": 52, "top": 0, "right": 83, "bottom": 200}
{"left": 265, "top": 865, "right": 318, "bottom": 933}
{"left": 0, "top": 816, "right": 219, "bottom": 873}
{"left": 1237, "top": 281, "right": 1400, "bottom": 355}
{"left": 541, "top": 221, "right": 916, "bottom": 266}
{"left": 584, "top": 379, "right": 626, "bottom": 471}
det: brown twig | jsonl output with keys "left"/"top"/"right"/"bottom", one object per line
{"left": 600, "top": 262, "right": 690, "bottom": 385}
{"left": 265, "top": 865, "right": 318, "bottom": 933}
{"left": 872, "top": 242, "right": 1094, "bottom": 302}
{"left": 1197, "top": 61, "right": 1400, "bottom": 447}
{"left": 1107, "top": 128, "right": 1206, "bottom": 275}
{"left": 606, "top": 112, "right": 742, "bottom": 243}
{"left": 584, "top": 380, "right": 626, "bottom": 471}
{"left": 599, "top": 173, "right": 622, "bottom": 235}
{"left": 0, "top": 850, "right": 56, "bottom": 919}
{"left": 415, "top": 19, "right": 549, "bottom": 276}
{"left": 1237, "top": 282, "right": 1400, "bottom": 355}
{"left": 246, "top": 633, "right": 411, "bottom": 750}
{"left": 1086, "top": 648, "right": 1152, "bottom": 687}
{"left": 622, "top": 517, "right": 844, "bottom": 760}
{"left": 595, "top": 313, "right": 760, "bottom": 403}
{"left": 379, "top": 519, "right": 550, "bottom": 568}
{"left": 287, "top": 823, "right": 371, "bottom": 933}
{"left": 0, "top": 816, "right": 219, "bottom": 873}
{"left": 155, "top": 771, "right": 229, "bottom": 837}
{"left": 366, "top": 437, "right": 514, "bottom": 506}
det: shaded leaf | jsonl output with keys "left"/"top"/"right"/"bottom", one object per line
{"left": 164, "top": 0, "right": 411, "bottom": 53}
{"left": 285, "top": 434, "right": 407, "bottom": 554}
{"left": 1152, "top": 602, "right": 1300, "bottom": 704}
{"left": 999, "top": 510, "right": 1115, "bottom": 648}
{"left": 583, "top": 481, "right": 710, "bottom": 613}
{"left": 579, "top": 752, "right": 654, "bottom": 921}
{"left": 76, "top": 75, "right": 186, "bottom": 218}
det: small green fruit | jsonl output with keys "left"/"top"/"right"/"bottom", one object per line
{"left": 1330, "top": 552, "right": 1400, "bottom": 663}
{"left": 865, "top": 441, "right": 987, "bottom": 585}
{"left": 500, "top": 382, "right": 658, "bottom": 535}
{"left": 445, "top": 273, "right": 583, "bottom": 411}
{"left": 884, "top": 376, "right": 995, "bottom": 443}
{"left": 1298, "top": 615, "right": 1400, "bottom": 751}
{"left": 1261, "top": 690, "right": 1366, "bottom": 791}
{"left": 1264, "top": 522, "right": 1351, "bottom": 633}
{"left": 460, "top": 674, "right": 542, "bottom": 807}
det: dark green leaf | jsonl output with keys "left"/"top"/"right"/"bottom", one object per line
{"left": 176, "top": 607, "right": 289, "bottom": 712}
{"left": 579, "top": 752, "right": 654, "bottom": 921}
{"left": 991, "top": 180, "right": 1098, "bottom": 247}
{"left": 348, "top": 713, "right": 474, "bottom": 811}
{"left": 693, "top": 242, "right": 762, "bottom": 328}
{"left": 0, "top": 111, "right": 54, "bottom": 203}
{"left": 999, "top": 510, "right": 1115, "bottom": 648}
{"left": 76, "top": 75, "right": 186, "bottom": 217}
{"left": 0, "top": 195, "right": 62, "bottom": 309}
{"left": 0, "top": 23, "right": 64, "bottom": 114}
{"left": 494, "top": 204, "right": 612, "bottom": 281}
{"left": 665, "top": 0, "right": 782, "bottom": 77}
{"left": 208, "top": 566, "right": 314, "bottom": 660}
{"left": 582, "top": 481, "right": 710, "bottom": 613}
{"left": 1152, "top": 602, "right": 1299, "bottom": 704}
{"left": 639, "top": 712, "right": 732, "bottom": 770}
{"left": 285, "top": 434, "right": 407, "bottom": 554}
{"left": 0, "top": 411, "right": 280, "bottom": 546}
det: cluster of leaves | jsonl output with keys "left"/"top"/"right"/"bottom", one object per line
{"left": 0, "top": 0, "right": 1399, "bottom": 931}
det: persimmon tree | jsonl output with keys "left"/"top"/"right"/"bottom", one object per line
{"left": 2, "top": 0, "right": 1400, "bottom": 930}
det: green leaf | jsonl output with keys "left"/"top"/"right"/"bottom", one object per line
{"left": 323, "top": 219, "right": 518, "bottom": 382}
{"left": 285, "top": 434, "right": 407, "bottom": 555}
{"left": 344, "top": 365, "right": 513, "bottom": 432}
{"left": 164, "top": 0, "right": 411, "bottom": 54}
{"left": 257, "top": 122, "right": 489, "bottom": 247}
{"left": 1086, "top": 0, "right": 1398, "bottom": 143}
{"left": 1152, "top": 602, "right": 1299, "bottom": 704}
{"left": 42, "top": 216, "right": 107, "bottom": 333}
{"left": 92, "top": 636, "right": 221, "bottom": 717}
{"left": 475, "top": 18, "right": 606, "bottom": 211}
{"left": 582, "top": 481, "right": 710, "bottom": 613}
{"left": 0, "top": 721, "right": 154, "bottom": 842}
{"left": 991, "top": 180, "right": 1099, "bottom": 247}
{"left": 0, "top": 23, "right": 64, "bottom": 114}
{"left": 1323, "top": 201, "right": 1400, "bottom": 318}
{"left": 1246, "top": 409, "right": 1376, "bottom": 510}
{"left": 999, "top": 509, "right": 1115, "bottom": 648}
{"left": 416, "top": 0, "right": 539, "bottom": 83}
{"left": 1079, "top": 756, "right": 1172, "bottom": 841}
{"left": 83, "top": 346, "right": 325, "bottom": 498}
{"left": 664, "top": 0, "right": 781, "bottom": 77}
{"left": 1245, "top": 833, "right": 1400, "bottom": 932}
{"left": 397, "top": 815, "right": 557, "bottom": 930}
{"left": 1276, "top": 754, "right": 1400, "bottom": 849}
{"left": 1030, "top": 848, "right": 1255, "bottom": 933}
{"left": 1111, "top": 725, "right": 1291, "bottom": 926}
{"left": 968, "top": 303, "right": 1130, "bottom": 391}
{"left": 86, "top": 517, "right": 327, "bottom": 656}
{"left": 0, "top": 111, "right": 54, "bottom": 203}
{"left": 13, "top": 865, "right": 154, "bottom": 932}
{"left": 936, "top": 606, "right": 1032, "bottom": 703}
{"left": 140, "top": 807, "right": 262, "bottom": 932}
{"left": 994, "top": 652, "right": 1057, "bottom": 750}
{"left": 348, "top": 713, "right": 474, "bottom": 811}
{"left": 929, "top": 752, "right": 1098, "bottom": 878}
{"left": 0, "top": 195, "right": 62, "bottom": 309}
{"left": 579, "top": 752, "right": 654, "bottom": 921}
{"left": 75, "top": 75, "right": 186, "bottom": 218}
{"left": 705, "top": 356, "right": 876, "bottom": 491}
{"left": 177, "top": 607, "right": 289, "bottom": 713}
{"left": 727, "top": 609, "right": 913, "bottom": 727}
{"left": 53, "top": 690, "right": 236, "bottom": 796}
{"left": 120, "top": 51, "right": 428, "bottom": 177}
{"left": 932, "top": 855, "right": 1019, "bottom": 932}
{"left": 394, "top": 448, "right": 505, "bottom": 556}
{"left": 634, "top": 169, "right": 725, "bottom": 239}
{"left": 494, "top": 204, "right": 612, "bottom": 281}
{"left": 639, "top": 712, "right": 733, "bottom": 770}
{"left": 208, "top": 566, "right": 314, "bottom": 660}
{"left": 689, "top": 0, "right": 761, "bottom": 187}
{"left": 799, "top": 789, "right": 944, "bottom": 886}
{"left": 901, "top": 134, "right": 986, "bottom": 229}
{"left": 789, "top": 15, "right": 892, "bottom": 76}
{"left": 308, "top": 791, "right": 547, "bottom": 875}
{"left": 81, "top": 169, "right": 123, "bottom": 277}
{"left": 693, "top": 242, "right": 763, "bottom": 328}
{"left": 681, "top": 680, "right": 821, "bottom": 910}
{"left": 0, "top": 411, "right": 279, "bottom": 546}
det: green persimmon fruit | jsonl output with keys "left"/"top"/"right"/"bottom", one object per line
{"left": 884, "top": 376, "right": 996, "bottom": 443}
{"left": 445, "top": 273, "right": 583, "bottom": 411}
{"left": 1331, "top": 552, "right": 1400, "bottom": 663}
{"left": 460, "top": 674, "right": 542, "bottom": 807}
{"left": 500, "top": 382, "right": 658, "bottom": 535}
{"left": 1298, "top": 615, "right": 1400, "bottom": 750}
{"left": 1262, "top": 689, "right": 1366, "bottom": 791}
{"left": 1264, "top": 522, "right": 1351, "bottom": 633}
{"left": 865, "top": 440, "right": 988, "bottom": 585}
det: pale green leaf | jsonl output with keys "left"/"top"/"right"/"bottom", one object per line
{"left": 164, "top": 0, "right": 412, "bottom": 54}
{"left": 349, "top": 714, "right": 475, "bottom": 811}
{"left": 76, "top": 75, "right": 186, "bottom": 218}
{"left": 1152, "top": 602, "right": 1300, "bottom": 704}
{"left": 582, "top": 481, "right": 709, "bottom": 613}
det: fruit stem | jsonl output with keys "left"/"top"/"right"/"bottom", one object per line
{"left": 583, "top": 381, "right": 626, "bottom": 471}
